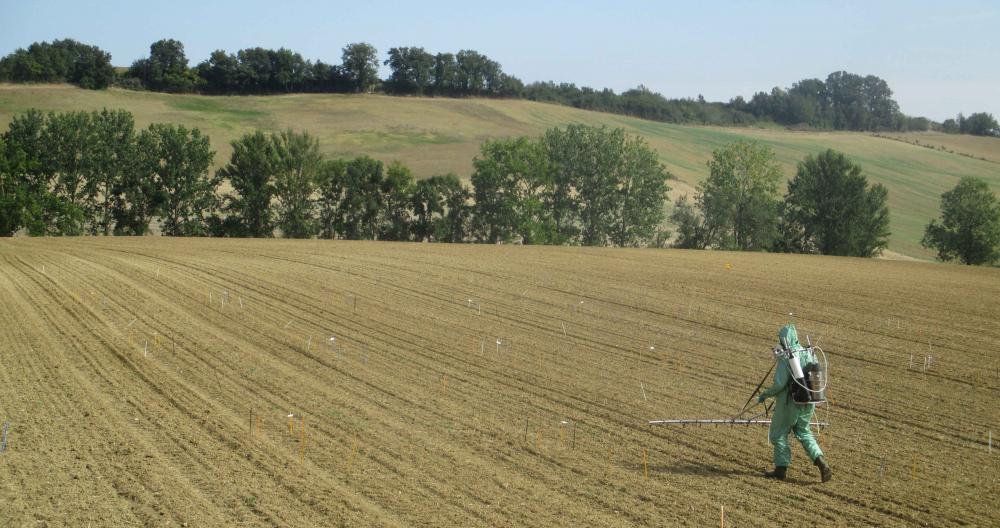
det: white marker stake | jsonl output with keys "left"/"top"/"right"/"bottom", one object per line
{"left": 640, "top": 381, "right": 647, "bottom": 402}
{"left": 239, "top": 296, "right": 244, "bottom": 310}
{"left": 307, "top": 336, "right": 312, "bottom": 352}
{"left": 496, "top": 339, "right": 501, "bottom": 355}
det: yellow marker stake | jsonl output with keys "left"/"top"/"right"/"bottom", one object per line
{"left": 347, "top": 439, "right": 358, "bottom": 473}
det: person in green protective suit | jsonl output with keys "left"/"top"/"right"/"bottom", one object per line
{"left": 757, "top": 324, "right": 832, "bottom": 482}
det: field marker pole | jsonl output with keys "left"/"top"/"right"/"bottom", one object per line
{"left": 144, "top": 340, "right": 148, "bottom": 358}
{"left": 721, "top": 505, "right": 724, "bottom": 528}
{"left": 307, "top": 336, "right": 312, "bottom": 353}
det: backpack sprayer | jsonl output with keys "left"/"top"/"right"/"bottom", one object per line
{"left": 648, "top": 323, "right": 830, "bottom": 428}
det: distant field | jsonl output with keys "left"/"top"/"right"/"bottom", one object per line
{"left": 0, "top": 238, "right": 997, "bottom": 526}
{"left": 2, "top": 84, "right": 999, "bottom": 258}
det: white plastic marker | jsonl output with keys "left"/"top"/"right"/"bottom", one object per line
{"left": 496, "top": 338, "right": 502, "bottom": 355}
{"left": 307, "top": 335, "right": 312, "bottom": 352}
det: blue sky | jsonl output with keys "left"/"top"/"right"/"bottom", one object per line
{"left": 2, "top": 0, "right": 997, "bottom": 121}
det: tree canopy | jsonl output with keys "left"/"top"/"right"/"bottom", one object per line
{"left": 0, "top": 39, "right": 114, "bottom": 89}
{"left": 922, "top": 177, "right": 1000, "bottom": 265}
{"left": 780, "top": 149, "right": 890, "bottom": 257}
{"left": 692, "top": 141, "right": 783, "bottom": 251}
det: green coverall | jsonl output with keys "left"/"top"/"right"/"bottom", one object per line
{"left": 758, "top": 327, "right": 823, "bottom": 468}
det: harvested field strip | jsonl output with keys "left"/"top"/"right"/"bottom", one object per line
{"left": 0, "top": 238, "right": 997, "bottom": 526}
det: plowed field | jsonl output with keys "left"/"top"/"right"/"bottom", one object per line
{"left": 0, "top": 238, "right": 997, "bottom": 527}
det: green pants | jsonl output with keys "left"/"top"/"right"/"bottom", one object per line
{"left": 769, "top": 402, "right": 823, "bottom": 467}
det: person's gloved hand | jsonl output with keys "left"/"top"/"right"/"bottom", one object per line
{"left": 757, "top": 394, "right": 767, "bottom": 403}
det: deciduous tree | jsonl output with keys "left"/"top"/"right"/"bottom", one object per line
{"left": 697, "top": 141, "right": 782, "bottom": 250}
{"left": 782, "top": 149, "right": 890, "bottom": 257}
{"left": 922, "top": 177, "right": 1000, "bottom": 265}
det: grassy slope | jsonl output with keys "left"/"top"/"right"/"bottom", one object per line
{"left": 2, "top": 84, "right": 998, "bottom": 258}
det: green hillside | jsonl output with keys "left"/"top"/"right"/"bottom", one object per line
{"left": 2, "top": 83, "right": 998, "bottom": 258}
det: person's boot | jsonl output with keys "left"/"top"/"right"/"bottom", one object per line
{"left": 763, "top": 466, "right": 787, "bottom": 480}
{"left": 814, "top": 456, "right": 832, "bottom": 482}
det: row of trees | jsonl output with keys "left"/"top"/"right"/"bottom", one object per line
{"left": 941, "top": 113, "right": 999, "bottom": 137}
{"left": 670, "top": 142, "right": 891, "bottom": 257}
{"left": 736, "top": 72, "right": 903, "bottom": 131}
{"left": 4, "top": 109, "right": 996, "bottom": 263}
{"left": 123, "top": 39, "right": 523, "bottom": 97}
{"left": 1, "top": 111, "right": 669, "bottom": 245}
{"left": 0, "top": 39, "right": 115, "bottom": 89}
{"left": 1, "top": 109, "right": 214, "bottom": 236}
{"left": 523, "top": 83, "right": 757, "bottom": 126}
